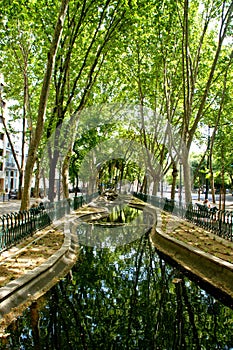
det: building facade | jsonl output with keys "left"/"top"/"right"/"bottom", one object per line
{"left": 0, "top": 118, "right": 5, "bottom": 192}
{"left": 0, "top": 75, "right": 25, "bottom": 197}
{"left": 0, "top": 115, "right": 20, "bottom": 194}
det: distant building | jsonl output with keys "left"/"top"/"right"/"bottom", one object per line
{"left": 5, "top": 132, "right": 22, "bottom": 192}
{"left": 0, "top": 74, "right": 25, "bottom": 194}
{"left": 0, "top": 117, "right": 5, "bottom": 192}
{"left": 0, "top": 115, "right": 22, "bottom": 193}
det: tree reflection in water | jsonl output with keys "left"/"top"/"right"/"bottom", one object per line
{"left": 2, "top": 233, "right": 233, "bottom": 349}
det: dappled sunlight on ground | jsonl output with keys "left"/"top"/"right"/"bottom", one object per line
{"left": 161, "top": 211, "right": 233, "bottom": 263}
{"left": 0, "top": 230, "right": 64, "bottom": 287}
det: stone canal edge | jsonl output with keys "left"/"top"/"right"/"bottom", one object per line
{"left": 151, "top": 208, "right": 233, "bottom": 301}
{"left": 0, "top": 212, "right": 79, "bottom": 334}
{"left": 1, "top": 200, "right": 233, "bottom": 334}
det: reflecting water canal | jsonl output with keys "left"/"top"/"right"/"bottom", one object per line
{"left": 76, "top": 205, "right": 155, "bottom": 248}
{"left": 2, "top": 232, "right": 233, "bottom": 349}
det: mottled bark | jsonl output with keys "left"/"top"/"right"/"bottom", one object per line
{"left": 20, "top": 0, "right": 69, "bottom": 210}
{"left": 62, "top": 150, "right": 71, "bottom": 199}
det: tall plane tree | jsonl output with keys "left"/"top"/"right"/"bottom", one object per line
{"left": 19, "top": 0, "right": 69, "bottom": 210}
{"left": 109, "top": 0, "right": 233, "bottom": 204}
{"left": 179, "top": 0, "right": 233, "bottom": 203}
{"left": 43, "top": 0, "right": 128, "bottom": 202}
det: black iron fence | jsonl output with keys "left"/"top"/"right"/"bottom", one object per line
{"left": 133, "top": 192, "right": 233, "bottom": 241}
{"left": 0, "top": 194, "right": 98, "bottom": 252}
{"left": 3, "top": 191, "right": 231, "bottom": 252}
{"left": 73, "top": 192, "right": 98, "bottom": 210}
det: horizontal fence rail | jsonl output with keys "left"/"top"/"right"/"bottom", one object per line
{"left": 2, "top": 191, "right": 231, "bottom": 252}
{"left": 133, "top": 192, "right": 233, "bottom": 242}
{"left": 0, "top": 194, "right": 98, "bottom": 252}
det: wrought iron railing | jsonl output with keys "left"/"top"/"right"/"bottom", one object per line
{"left": 133, "top": 192, "right": 233, "bottom": 242}
{"left": 0, "top": 194, "right": 95, "bottom": 252}
{"left": 3, "top": 191, "right": 231, "bottom": 252}
{"left": 73, "top": 192, "right": 98, "bottom": 210}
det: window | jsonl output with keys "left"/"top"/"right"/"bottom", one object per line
{"left": 0, "top": 133, "right": 4, "bottom": 140}
{"left": 0, "top": 162, "right": 3, "bottom": 171}
{"left": 0, "top": 149, "right": 3, "bottom": 156}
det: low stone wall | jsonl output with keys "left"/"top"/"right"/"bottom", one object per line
{"left": 151, "top": 216, "right": 233, "bottom": 299}
{"left": 0, "top": 217, "right": 79, "bottom": 332}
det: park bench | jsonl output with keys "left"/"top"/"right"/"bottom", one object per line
{"left": 195, "top": 202, "right": 218, "bottom": 218}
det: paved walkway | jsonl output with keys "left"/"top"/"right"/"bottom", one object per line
{"left": 0, "top": 198, "right": 45, "bottom": 215}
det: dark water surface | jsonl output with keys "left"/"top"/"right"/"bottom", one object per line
{"left": 76, "top": 205, "right": 155, "bottom": 248}
{"left": 2, "top": 233, "right": 233, "bottom": 350}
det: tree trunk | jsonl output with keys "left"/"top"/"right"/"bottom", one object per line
{"left": 151, "top": 174, "right": 159, "bottom": 196}
{"left": 62, "top": 151, "right": 71, "bottom": 199}
{"left": 182, "top": 149, "right": 192, "bottom": 204}
{"left": 171, "top": 163, "right": 178, "bottom": 201}
{"left": 48, "top": 158, "right": 57, "bottom": 202}
{"left": 20, "top": 0, "right": 69, "bottom": 210}
{"left": 140, "top": 174, "right": 147, "bottom": 194}
{"left": 18, "top": 68, "right": 28, "bottom": 200}
{"left": 34, "top": 159, "right": 41, "bottom": 198}
{"left": 181, "top": 1, "right": 233, "bottom": 205}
